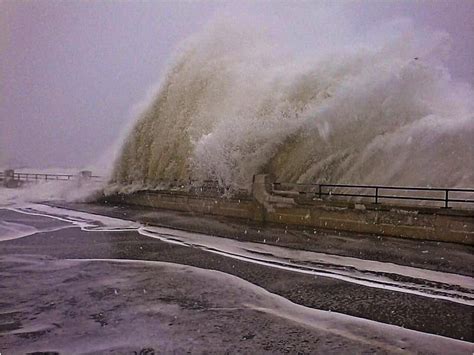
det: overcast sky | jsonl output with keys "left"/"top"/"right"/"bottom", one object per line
{"left": 1, "top": 0, "right": 473, "bottom": 170}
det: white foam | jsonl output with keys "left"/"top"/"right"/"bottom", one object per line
{"left": 9, "top": 203, "right": 140, "bottom": 231}
{"left": 0, "top": 179, "right": 105, "bottom": 208}
{"left": 7, "top": 204, "right": 474, "bottom": 306}
{"left": 3, "top": 255, "right": 472, "bottom": 353}
{"left": 0, "top": 220, "right": 40, "bottom": 241}
{"left": 141, "top": 225, "right": 474, "bottom": 290}
{"left": 58, "top": 257, "right": 474, "bottom": 354}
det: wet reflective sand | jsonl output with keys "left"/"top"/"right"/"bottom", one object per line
{"left": 1, "top": 205, "right": 473, "bottom": 354}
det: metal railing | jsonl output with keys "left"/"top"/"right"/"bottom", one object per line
{"left": 0, "top": 172, "right": 102, "bottom": 182}
{"left": 273, "top": 182, "right": 474, "bottom": 209}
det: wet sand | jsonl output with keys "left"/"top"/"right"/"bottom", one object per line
{"left": 1, "top": 255, "right": 473, "bottom": 354}
{"left": 58, "top": 201, "right": 474, "bottom": 277}
{"left": 1, "top": 205, "right": 473, "bottom": 354}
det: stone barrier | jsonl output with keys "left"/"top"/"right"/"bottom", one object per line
{"left": 102, "top": 175, "right": 474, "bottom": 245}
{"left": 3, "top": 169, "right": 21, "bottom": 188}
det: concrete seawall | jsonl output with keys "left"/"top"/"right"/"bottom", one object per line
{"left": 110, "top": 190, "right": 264, "bottom": 221}
{"left": 102, "top": 176, "right": 474, "bottom": 245}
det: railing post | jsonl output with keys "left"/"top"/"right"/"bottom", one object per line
{"left": 318, "top": 184, "right": 322, "bottom": 199}
{"left": 444, "top": 189, "right": 449, "bottom": 208}
{"left": 375, "top": 187, "right": 379, "bottom": 204}
{"left": 3, "top": 169, "right": 15, "bottom": 187}
{"left": 78, "top": 170, "right": 92, "bottom": 183}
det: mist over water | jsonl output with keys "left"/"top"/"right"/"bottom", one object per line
{"left": 111, "top": 19, "right": 474, "bottom": 192}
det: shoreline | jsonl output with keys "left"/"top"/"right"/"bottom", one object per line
{"left": 51, "top": 200, "right": 474, "bottom": 277}
{"left": 1, "top": 203, "right": 473, "bottom": 343}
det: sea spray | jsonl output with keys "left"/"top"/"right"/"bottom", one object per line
{"left": 110, "top": 21, "right": 474, "bottom": 192}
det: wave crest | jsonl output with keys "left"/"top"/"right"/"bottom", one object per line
{"left": 111, "top": 21, "right": 474, "bottom": 191}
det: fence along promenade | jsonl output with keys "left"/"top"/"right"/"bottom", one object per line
{"left": 2, "top": 169, "right": 473, "bottom": 210}
{"left": 1, "top": 169, "right": 102, "bottom": 188}
{"left": 272, "top": 182, "right": 474, "bottom": 210}
{"left": 121, "top": 178, "right": 474, "bottom": 210}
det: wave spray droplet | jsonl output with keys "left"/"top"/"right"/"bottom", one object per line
{"left": 111, "top": 21, "right": 474, "bottom": 192}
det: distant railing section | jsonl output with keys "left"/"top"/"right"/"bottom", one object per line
{"left": 135, "top": 179, "right": 474, "bottom": 209}
{"left": 273, "top": 182, "right": 474, "bottom": 209}
{"left": 0, "top": 172, "right": 101, "bottom": 181}
{"left": 1, "top": 170, "right": 102, "bottom": 187}
{"left": 4, "top": 168, "right": 471, "bottom": 209}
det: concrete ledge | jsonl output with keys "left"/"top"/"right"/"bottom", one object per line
{"left": 105, "top": 190, "right": 265, "bottom": 223}
{"left": 101, "top": 191, "right": 473, "bottom": 246}
{"left": 100, "top": 176, "right": 473, "bottom": 245}
{"left": 267, "top": 205, "right": 473, "bottom": 245}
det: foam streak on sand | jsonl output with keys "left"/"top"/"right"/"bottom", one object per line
{"left": 6, "top": 204, "right": 474, "bottom": 307}
{"left": 1, "top": 255, "right": 473, "bottom": 354}
{"left": 0, "top": 219, "right": 72, "bottom": 241}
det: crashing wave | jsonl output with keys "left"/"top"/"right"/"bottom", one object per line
{"left": 110, "top": 21, "right": 474, "bottom": 192}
